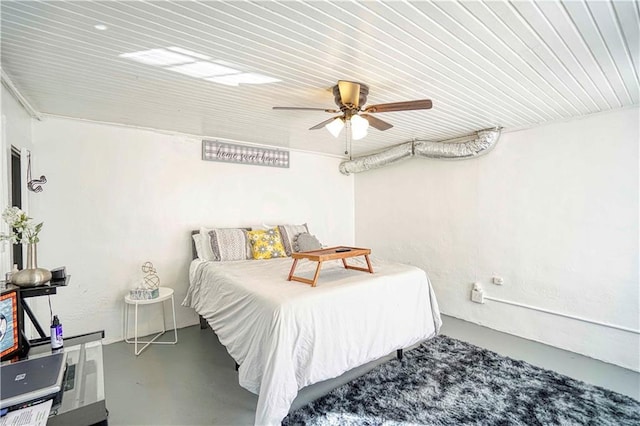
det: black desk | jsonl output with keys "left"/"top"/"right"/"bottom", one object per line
{"left": 2, "top": 276, "right": 70, "bottom": 344}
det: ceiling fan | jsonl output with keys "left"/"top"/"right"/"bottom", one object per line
{"left": 273, "top": 80, "right": 432, "bottom": 140}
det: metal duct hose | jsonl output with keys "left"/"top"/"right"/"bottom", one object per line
{"left": 413, "top": 127, "right": 501, "bottom": 160}
{"left": 338, "top": 142, "right": 413, "bottom": 175}
{"left": 339, "top": 128, "right": 500, "bottom": 175}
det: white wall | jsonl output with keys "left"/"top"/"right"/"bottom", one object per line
{"left": 0, "top": 85, "right": 34, "bottom": 273}
{"left": 30, "top": 117, "right": 354, "bottom": 343}
{"left": 1, "top": 86, "right": 33, "bottom": 150}
{"left": 355, "top": 107, "right": 639, "bottom": 371}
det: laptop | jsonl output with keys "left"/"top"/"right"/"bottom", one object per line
{"left": 0, "top": 352, "right": 67, "bottom": 410}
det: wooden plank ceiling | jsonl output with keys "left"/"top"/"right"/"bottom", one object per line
{"left": 1, "top": 1, "right": 638, "bottom": 157}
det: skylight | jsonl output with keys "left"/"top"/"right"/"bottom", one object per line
{"left": 119, "top": 48, "right": 194, "bottom": 66}
{"left": 168, "top": 61, "right": 240, "bottom": 78}
{"left": 205, "top": 73, "right": 282, "bottom": 86}
{"left": 119, "top": 47, "right": 280, "bottom": 86}
{"left": 167, "top": 47, "right": 210, "bottom": 60}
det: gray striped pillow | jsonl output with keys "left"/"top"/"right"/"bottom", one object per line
{"left": 209, "top": 228, "right": 249, "bottom": 261}
{"left": 278, "top": 224, "right": 309, "bottom": 256}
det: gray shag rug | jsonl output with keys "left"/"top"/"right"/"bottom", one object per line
{"left": 282, "top": 335, "right": 640, "bottom": 425}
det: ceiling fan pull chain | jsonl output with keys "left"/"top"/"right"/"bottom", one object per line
{"left": 344, "top": 119, "right": 348, "bottom": 155}
{"left": 345, "top": 120, "right": 353, "bottom": 159}
{"left": 344, "top": 129, "right": 349, "bottom": 156}
{"left": 349, "top": 136, "right": 353, "bottom": 160}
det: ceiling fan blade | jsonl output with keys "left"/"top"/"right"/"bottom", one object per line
{"left": 364, "top": 99, "right": 432, "bottom": 113}
{"left": 309, "top": 116, "right": 341, "bottom": 130}
{"left": 273, "top": 106, "right": 338, "bottom": 113}
{"left": 338, "top": 81, "right": 361, "bottom": 108}
{"left": 360, "top": 114, "right": 393, "bottom": 131}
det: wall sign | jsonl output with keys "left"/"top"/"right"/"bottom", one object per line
{"left": 202, "top": 140, "right": 289, "bottom": 168}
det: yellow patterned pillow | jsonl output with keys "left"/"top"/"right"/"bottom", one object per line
{"left": 247, "top": 228, "right": 287, "bottom": 259}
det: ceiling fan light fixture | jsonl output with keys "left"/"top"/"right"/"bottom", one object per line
{"left": 273, "top": 80, "right": 431, "bottom": 140}
{"left": 325, "top": 117, "right": 344, "bottom": 138}
{"left": 350, "top": 114, "right": 369, "bottom": 140}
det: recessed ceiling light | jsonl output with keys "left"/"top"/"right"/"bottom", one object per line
{"left": 167, "top": 47, "right": 210, "bottom": 60}
{"left": 119, "top": 48, "right": 195, "bottom": 66}
{"left": 205, "top": 73, "right": 281, "bottom": 86}
{"left": 94, "top": 24, "right": 108, "bottom": 31}
{"left": 167, "top": 61, "right": 240, "bottom": 78}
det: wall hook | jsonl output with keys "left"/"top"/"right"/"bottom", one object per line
{"left": 27, "top": 151, "right": 47, "bottom": 193}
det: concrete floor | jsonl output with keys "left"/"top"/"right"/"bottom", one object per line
{"left": 103, "top": 315, "right": 640, "bottom": 425}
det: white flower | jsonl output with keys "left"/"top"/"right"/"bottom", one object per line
{"left": 1, "top": 206, "right": 22, "bottom": 226}
{"left": 0, "top": 232, "right": 17, "bottom": 244}
{"left": 0, "top": 206, "right": 43, "bottom": 244}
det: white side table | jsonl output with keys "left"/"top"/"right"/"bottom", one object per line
{"left": 124, "top": 287, "right": 178, "bottom": 356}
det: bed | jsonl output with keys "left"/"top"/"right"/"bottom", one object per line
{"left": 183, "top": 231, "right": 442, "bottom": 425}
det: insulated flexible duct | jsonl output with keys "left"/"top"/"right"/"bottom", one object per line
{"left": 338, "top": 143, "right": 413, "bottom": 175}
{"left": 413, "top": 127, "right": 501, "bottom": 160}
{"left": 339, "top": 127, "right": 501, "bottom": 175}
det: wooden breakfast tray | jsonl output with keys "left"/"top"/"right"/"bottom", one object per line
{"left": 287, "top": 246, "right": 373, "bottom": 287}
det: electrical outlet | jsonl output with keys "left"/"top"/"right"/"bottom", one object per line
{"left": 471, "top": 283, "right": 485, "bottom": 303}
{"left": 492, "top": 276, "right": 504, "bottom": 285}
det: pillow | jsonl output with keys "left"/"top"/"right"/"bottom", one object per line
{"left": 293, "top": 232, "right": 322, "bottom": 252}
{"left": 209, "top": 228, "right": 249, "bottom": 261}
{"left": 278, "top": 224, "right": 309, "bottom": 256}
{"left": 192, "top": 233, "right": 204, "bottom": 260}
{"left": 198, "top": 227, "right": 217, "bottom": 260}
{"left": 246, "top": 228, "right": 287, "bottom": 260}
{"left": 250, "top": 224, "right": 276, "bottom": 231}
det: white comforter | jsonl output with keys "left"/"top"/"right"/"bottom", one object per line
{"left": 183, "top": 256, "right": 441, "bottom": 425}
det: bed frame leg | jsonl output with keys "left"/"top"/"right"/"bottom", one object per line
{"left": 397, "top": 349, "right": 403, "bottom": 360}
{"left": 199, "top": 315, "right": 208, "bottom": 329}
{"left": 235, "top": 362, "right": 239, "bottom": 371}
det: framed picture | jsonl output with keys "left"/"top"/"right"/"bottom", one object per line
{"left": 0, "top": 289, "right": 24, "bottom": 361}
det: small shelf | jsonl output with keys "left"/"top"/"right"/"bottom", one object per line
{"left": 1, "top": 275, "right": 72, "bottom": 344}
{"left": 2, "top": 275, "right": 70, "bottom": 298}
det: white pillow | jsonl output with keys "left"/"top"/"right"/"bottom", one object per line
{"left": 198, "top": 227, "right": 217, "bottom": 261}
{"left": 278, "top": 224, "right": 309, "bottom": 256}
{"left": 250, "top": 224, "right": 277, "bottom": 231}
{"left": 192, "top": 234, "right": 203, "bottom": 259}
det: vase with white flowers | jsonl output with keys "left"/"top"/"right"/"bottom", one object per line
{"left": 0, "top": 206, "right": 51, "bottom": 286}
